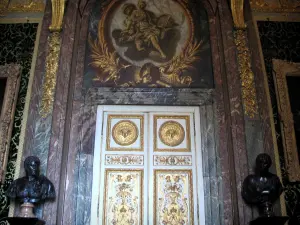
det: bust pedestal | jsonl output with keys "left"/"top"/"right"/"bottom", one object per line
{"left": 3, "top": 217, "right": 45, "bottom": 225}
{"left": 250, "top": 216, "right": 289, "bottom": 225}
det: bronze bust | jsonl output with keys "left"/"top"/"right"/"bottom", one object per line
{"left": 6, "top": 156, "right": 55, "bottom": 210}
{"left": 242, "top": 153, "right": 283, "bottom": 217}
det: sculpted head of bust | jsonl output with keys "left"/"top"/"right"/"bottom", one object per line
{"left": 24, "top": 156, "right": 40, "bottom": 178}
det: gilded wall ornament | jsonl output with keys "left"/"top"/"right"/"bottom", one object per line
{"left": 272, "top": 59, "right": 300, "bottom": 182}
{"left": 112, "top": 120, "right": 139, "bottom": 146}
{"left": 234, "top": 29, "right": 258, "bottom": 118}
{"left": 159, "top": 121, "right": 185, "bottom": 147}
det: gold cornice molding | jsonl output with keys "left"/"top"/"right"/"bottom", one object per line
{"left": 250, "top": 0, "right": 300, "bottom": 13}
{"left": 231, "top": 0, "right": 246, "bottom": 29}
{"left": 272, "top": 59, "right": 300, "bottom": 182}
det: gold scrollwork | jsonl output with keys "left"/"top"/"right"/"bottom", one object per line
{"left": 234, "top": 29, "right": 258, "bottom": 118}
{"left": 272, "top": 59, "right": 300, "bottom": 182}
{"left": 40, "top": 31, "right": 61, "bottom": 117}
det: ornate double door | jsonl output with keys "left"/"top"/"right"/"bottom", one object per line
{"left": 91, "top": 106, "right": 205, "bottom": 225}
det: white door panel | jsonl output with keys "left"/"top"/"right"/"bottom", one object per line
{"left": 91, "top": 106, "right": 205, "bottom": 225}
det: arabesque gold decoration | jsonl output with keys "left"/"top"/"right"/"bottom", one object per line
{"left": 272, "top": 59, "right": 300, "bottom": 182}
{"left": 159, "top": 121, "right": 185, "bottom": 147}
{"left": 234, "top": 29, "right": 258, "bottom": 118}
{"left": 40, "top": 31, "right": 61, "bottom": 117}
{"left": 112, "top": 120, "right": 139, "bottom": 146}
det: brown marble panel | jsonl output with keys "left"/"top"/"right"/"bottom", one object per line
{"left": 216, "top": 0, "right": 252, "bottom": 223}
{"left": 22, "top": 0, "right": 52, "bottom": 166}
{"left": 42, "top": 0, "right": 80, "bottom": 224}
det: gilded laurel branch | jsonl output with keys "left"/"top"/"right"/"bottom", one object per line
{"left": 88, "top": 34, "right": 130, "bottom": 84}
{"left": 159, "top": 40, "right": 202, "bottom": 85}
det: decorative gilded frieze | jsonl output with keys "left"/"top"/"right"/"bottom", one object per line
{"left": 40, "top": 0, "right": 65, "bottom": 117}
{"left": 154, "top": 115, "right": 191, "bottom": 152}
{"left": 154, "top": 170, "right": 193, "bottom": 225}
{"left": 103, "top": 169, "right": 143, "bottom": 225}
{"left": 0, "top": 0, "right": 45, "bottom": 15}
{"left": 272, "top": 59, "right": 300, "bottom": 182}
{"left": 153, "top": 155, "right": 192, "bottom": 166}
{"left": 105, "top": 155, "right": 144, "bottom": 166}
{"left": 234, "top": 29, "right": 258, "bottom": 118}
{"left": 250, "top": 0, "right": 300, "bottom": 12}
{"left": 106, "top": 115, "right": 144, "bottom": 151}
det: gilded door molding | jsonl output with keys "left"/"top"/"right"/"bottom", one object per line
{"left": 272, "top": 59, "right": 300, "bottom": 181}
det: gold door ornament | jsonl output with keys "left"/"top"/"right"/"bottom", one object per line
{"left": 159, "top": 121, "right": 185, "bottom": 147}
{"left": 112, "top": 120, "right": 139, "bottom": 146}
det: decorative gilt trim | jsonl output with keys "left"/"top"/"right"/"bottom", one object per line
{"left": 272, "top": 59, "right": 300, "bottom": 182}
{"left": 234, "top": 29, "right": 258, "bottom": 118}
{"left": 49, "top": 0, "right": 65, "bottom": 32}
{"left": 250, "top": 0, "right": 300, "bottom": 13}
{"left": 231, "top": 0, "right": 246, "bottom": 29}
{"left": 0, "top": 0, "right": 9, "bottom": 16}
{"left": 40, "top": 31, "right": 61, "bottom": 117}
{"left": 0, "top": 64, "right": 21, "bottom": 183}
{"left": 0, "top": 0, "right": 45, "bottom": 15}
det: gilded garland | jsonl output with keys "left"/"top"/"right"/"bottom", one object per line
{"left": 40, "top": 32, "right": 61, "bottom": 117}
{"left": 234, "top": 29, "right": 258, "bottom": 118}
{"left": 87, "top": 0, "right": 212, "bottom": 88}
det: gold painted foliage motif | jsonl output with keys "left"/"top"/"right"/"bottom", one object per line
{"left": 88, "top": 34, "right": 130, "bottom": 84}
{"left": 159, "top": 40, "right": 202, "bottom": 86}
{"left": 250, "top": 0, "right": 300, "bottom": 12}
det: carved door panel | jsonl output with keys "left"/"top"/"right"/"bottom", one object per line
{"left": 91, "top": 106, "right": 205, "bottom": 225}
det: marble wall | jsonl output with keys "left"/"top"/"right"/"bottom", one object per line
{"left": 18, "top": 0, "right": 278, "bottom": 224}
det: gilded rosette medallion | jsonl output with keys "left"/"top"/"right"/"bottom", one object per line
{"left": 159, "top": 121, "right": 185, "bottom": 147}
{"left": 112, "top": 120, "right": 138, "bottom": 146}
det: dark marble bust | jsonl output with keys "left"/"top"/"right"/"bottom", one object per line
{"left": 242, "top": 153, "right": 283, "bottom": 217}
{"left": 6, "top": 156, "right": 55, "bottom": 204}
